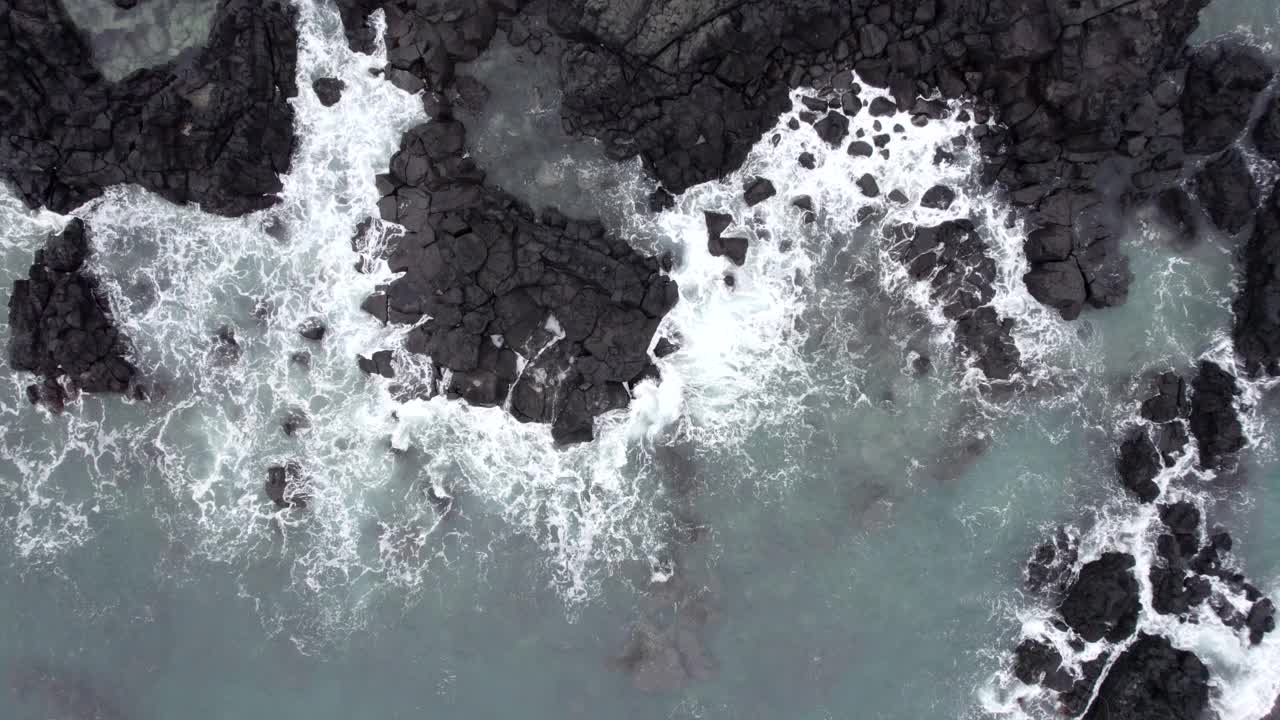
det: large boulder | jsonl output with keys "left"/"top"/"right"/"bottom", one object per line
{"left": 1058, "top": 552, "right": 1140, "bottom": 643}
{"left": 1182, "top": 39, "right": 1275, "bottom": 155}
{"left": 1193, "top": 148, "right": 1259, "bottom": 234}
{"left": 1235, "top": 183, "right": 1280, "bottom": 375}
{"left": 1082, "top": 634, "right": 1210, "bottom": 720}
{"left": 1189, "top": 360, "right": 1246, "bottom": 470}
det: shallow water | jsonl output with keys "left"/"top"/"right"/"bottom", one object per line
{"left": 2, "top": 1, "right": 1279, "bottom": 719}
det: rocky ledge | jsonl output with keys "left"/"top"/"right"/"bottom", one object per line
{"left": 0, "top": 0, "right": 298, "bottom": 216}
{"left": 7, "top": 219, "right": 136, "bottom": 412}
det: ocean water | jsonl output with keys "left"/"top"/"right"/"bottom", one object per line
{"left": 1, "top": 2, "right": 1278, "bottom": 719}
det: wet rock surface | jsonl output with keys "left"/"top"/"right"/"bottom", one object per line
{"left": 1235, "top": 183, "right": 1280, "bottom": 376}
{"left": 1058, "top": 552, "right": 1140, "bottom": 644}
{"left": 1189, "top": 360, "right": 1246, "bottom": 471}
{"left": 7, "top": 219, "right": 136, "bottom": 409}
{"left": 336, "top": 0, "right": 677, "bottom": 444}
{"left": 1, "top": 0, "right": 299, "bottom": 216}
{"left": 1081, "top": 633, "right": 1209, "bottom": 720}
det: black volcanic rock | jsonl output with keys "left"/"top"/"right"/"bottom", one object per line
{"left": 813, "top": 111, "right": 849, "bottom": 146}
{"left": 857, "top": 174, "right": 880, "bottom": 198}
{"left": 1116, "top": 426, "right": 1161, "bottom": 502}
{"left": 7, "top": 219, "right": 135, "bottom": 403}
{"left": 1141, "top": 371, "right": 1188, "bottom": 423}
{"left": 1012, "top": 639, "right": 1070, "bottom": 690}
{"left": 1189, "top": 361, "right": 1246, "bottom": 470}
{"left": 743, "top": 177, "right": 776, "bottom": 206}
{"left": 1182, "top": 38, "right": 1275, "bottom": 155}
{"left": 1024, "top": 260, "right": 1087, "bottom": 320}
{"left": 265, "top": 461, "right": 308, "bottom": 509}
{"left": 1255, "top": 94, "right": 1280, "bottom": 161}
{"left": 1059, "top": 552, "right": 1140, "bottom": 643}
{"left": 920, "top": 185, "right": 955, "bottom": 211}
{"left": 1, "top": 0, "right": 299, "bottom": 217}
{"left": 1026, "top": 527, "right": 1078, "bottom": 596}
{"left": 1193, "top": 148, "right": 1258, "bottom": 234}
{"left": 313, "top": 76, "right": 346, "bottom": 106}
{"left": 1235, "top": 183, "right": 1280, "bottom": 376}
{"left": 1155, "top": 187, "right": 1201, "bottom": 248}
{"left": 1082, "top": 633, "right": 1209, "bottom": 720}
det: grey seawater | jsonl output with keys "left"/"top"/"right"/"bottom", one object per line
{"left": 0, "top": 3, "right": 1276, "bottom": 720}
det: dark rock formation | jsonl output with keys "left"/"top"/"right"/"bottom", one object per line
{"left": 1082, "top": 633, "right": 1209, "bottom": 720}
{"left": 888, "top": 220, "right": 1019, "bottom": 379}
{"left": 1182, "top": 39, "right": 1275, "bottom": 155}
{"left": 298, "top": 317, "right": 327, "bottom": 341}
{"left": 1255, "top": 94, "right": 1280, "bottom": 161}
{"left": 705, "top": 211, "right": 749, "bottom": 266}
{"left": 1141, "top": 371, "right": 1189, "bottom": 423}
{"left": 1058, "top": 552, "right": 1139, "bottom": 643}
{"left": 339, "top": 2, "right": 678, "bottom": 444}
{"left": 1189, "top": 360, "right": 1246, "bottom": 471}
{"left": 313, "top": 76, "right": 346, "bottom": 106}
{"left": 1193, "top": 148, "right": 1259, "bottom": 235}
{"left": 265, "top": 461, "right": 308, "bottom": 508}
{"left": 920, "top": 185, "right": 955, "bottom": 211}
{"left": 1, "top": 0, "right": 299, "bottom": 216}
{"left": 1155, "top": 187, "right": 1201, "bottom": 249}
{"left": 1116, "top": 426, "right": 1161, "bottom": 502}
{"left": 1235, "top": 183, "right": 1280, "bottom": 376}
{"left": 856, "top": 174, "right": 880, "bottom": 198}
{"left": 1012, "top": 639, "right": 1071, "bottom": 691}
{"left": 743, "top": 176, "right": 776, "bottom": 206}
{"left": 7, "top": 219, "right": 135, "bottom": 406}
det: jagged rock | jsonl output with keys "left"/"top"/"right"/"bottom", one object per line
{"left": 7, "top": 219, "right": 136, "bottom": 399}
{"left": 1235, "top": 183, "right": 1280, "bottom": 375}
{"left": 1255, "top": 94, "right": 1280, "bottom": 161}
{"left": 1182, "top": 39, "right": 1275, "bottom": 155}
{"left": 357, "top": 350, "right": 395, "bottom": 378}
{"left": 813, "top": 111, "right": 849, "bottom": 146}
{"left": 1189, "top": 361, "right": 1246, "bottom": 470}
{"left": 1, "top": 0, "right": 299, "bottom": 216}
{"left": 1141, "top": 371, "right": 1188, "bottom": 423}
{"left": 743, "top": 176, "right": 776, "bottom": 206}
{"left": 798, "top": 151, "right": 816, "bottom": 169}
{"left": 1193, "top": 148, "right": 1259, "bottom": 234}
{"left": 648, "top": 187, "right": 675, "bottom": 212}
{"left": 1082, "top": 634, "right": 1209, "bottom": 720}
{"left": 281, "top": 407, "right": 310, "bottom": 436}
{"left": 1117, "top": 426, "right": 1161, "bottom": 502}
{"left": 1059, "top": 552, "right": 1140, "bottom": 643}
{"left": 313, "top": 76, "right": 346, "bottom": 106}
{"left": 653, "top": 337, "right": 680, "bottom": 358}
{"left": 1248, "top": 599, "right": 1276, "bottom": 645}
{"left": 1024, "top": 261, "right": 1086, "bottom": 320}
{"left": 1012, "top": 639, "right": 1071, "bottom": 690}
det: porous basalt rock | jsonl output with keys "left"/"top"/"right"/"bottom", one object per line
{"left": 7, "top": 219, "right": 136, "bottom": 408}
{"left": 1081, "top": 633, "right": 1209, "bottom": 720}
{"left": 1189, "top": 360, "right": 1246, "bottom": 471}
{"left": 1058, "top": 552, "right": 1140, "bottom": 643}
{"left": 0, "top": 0, "right": 298, "bottom": 216}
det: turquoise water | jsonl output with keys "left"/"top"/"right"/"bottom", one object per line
{"left": 2, "top": 2, "right": 1278, "bottom": 719}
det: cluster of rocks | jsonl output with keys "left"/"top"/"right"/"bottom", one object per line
{"left": 6, "top": 219, "right": 136, "bottom": 412}
{"left": 1012, "top": 364, "right": 1273, "bottom": 718}
{"left": 0, "top": 0, "right": 298, "bottom": 216}
{"left": 331, "top": 0, "right": 677, "bottom": 444}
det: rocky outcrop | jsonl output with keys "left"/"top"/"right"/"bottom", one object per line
{"left": 332, "top": 1, "right": 677, "bottom": 444}
{"left": 1116, "top": 426, "right": 1161, "bottom": 502}
{"left": 1082, "top": 633, "right": 1209, "bottom": 720}
{"left": 1189, "top": 360, "right": 1246, "bottom": 471}
{"left": 0, "top": 0, "right": 298, "bottom": 216}
{"left": 1182, "top": 39, "right": 1275, "bottom": 156}
{"left": 1058, "top": 552, "right": 1140, "bottom": 643}
{"left": 887, "top": 220, "right": 1020, "bottom": 379}
{"left": 1235, "top": 183, "right": 1280, "bottom": 376}
{"left": 1193, "top": 148, "right": 1259, "bottom": 235}
{"left": 7, "top": 219, "right": 135, "bottom": 411}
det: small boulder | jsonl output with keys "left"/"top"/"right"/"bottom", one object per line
{"left": 312, "top": 77, "right": 346, "bottom": 107}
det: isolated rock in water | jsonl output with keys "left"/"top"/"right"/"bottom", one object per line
{"left": 0, "top": 0, "right": 299, "bottom": 216}
{"left": 1141, "top": 371, "right": 1188, "bottom": 423}
{"left": 868, "top": 97, "right": 896, "bottom": 117}
{"left": 1189, "top": 361, "right": 1246, "bottom": 470}
{"left": 813, "top": 111, "right": 849, "bottom": 146}
{"left": 653, "top": 337, "right": 680, "bottom": 358}
{"left": 798, "top": 151, "right": 816, "bottom": 169}
{"left": 743, "top": 177, "right": 776, "bottom": 206}
{"left": 920, "top": 185, "right": 956, "bottom": 210}
{"left": 1193, "top": 148, "right": 1258, "bottom": 234}
{"left": 857, "top": 174, "right": 880, "bottom": 198}
{"left": 848, "top": 141, "right": 873, "bottom": 157}
{"left": 298, "top": 317, "right": 327, "bottom": 341}
{"left": 7, "top": 219, "right": 136, "bottom": 398}
{"left": 265, "top": 461, "right": 308, "bottom": 508}
{"left": 1117, "top": 427, "right": 1161, "bottom": 502}
{"left": 1248, "top": 598, "right": 1276, "bottom": 645}
{"left": 1182, "top": 38, "right": 1275, "bottom": 155}
{"left": 1059, "top": 552, "right": 1140, "bottom": 643}
{"left": 313, "top": 76, "right": 346, "bottom": 106}
{"left": 1082, "top": 634, "right": 1209, "bottom": 720}
{"left": 1235, "top": 183, "right": 1280, "bottom": 375}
